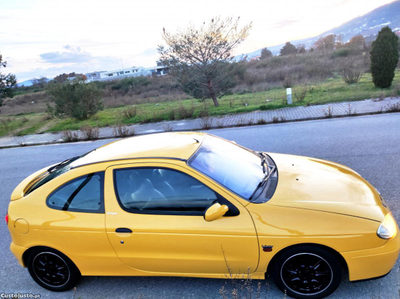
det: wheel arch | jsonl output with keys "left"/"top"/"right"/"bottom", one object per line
{"left": 22, "top": 246, "right": 81, "bottom": 275}
{"left": 266, "top": 243, "right": 348, "bottom": 276}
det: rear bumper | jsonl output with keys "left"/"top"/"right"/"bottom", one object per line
{"left": 342, "top": 233, "right": 400, "bottom": 281}
{"left": 10, "top": 242, "right": 27, "bottom": 267}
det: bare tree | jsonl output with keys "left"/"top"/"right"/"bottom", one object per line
{"left": 159, "top": 16, "right": 252, "bottom": 107}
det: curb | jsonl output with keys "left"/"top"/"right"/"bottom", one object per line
{"left": 1, "top": 110, "right": 399, "bottom": 149}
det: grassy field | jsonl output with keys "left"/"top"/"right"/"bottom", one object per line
{"left": 1, "top": 70, "right": 399, "bottom": 137}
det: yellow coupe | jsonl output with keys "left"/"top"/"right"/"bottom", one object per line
{"left": 6, "top": 132, "right": 399, "bottom": 299}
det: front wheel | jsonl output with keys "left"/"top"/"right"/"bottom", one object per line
{"left": 271, "top": 246, "right": 342, "bottom": 299}
{"left": 27, "top": 248, "right": 81, "bottom": 291}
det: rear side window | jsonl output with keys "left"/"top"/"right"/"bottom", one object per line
{"left": 47, "top": 172, "right": 104, "bottom": 213}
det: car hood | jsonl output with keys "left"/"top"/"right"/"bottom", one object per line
{"left": 266, "top": 153, "right": 388, "bottom": 222}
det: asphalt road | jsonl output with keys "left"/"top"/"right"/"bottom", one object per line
{"left": 0, "top": 113, "right": 399, "bottom": 299}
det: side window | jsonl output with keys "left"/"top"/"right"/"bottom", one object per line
{"left": 114, "top": 168, "right": 238, "bottom": 216}
{"left": 47, "top": 172, "right": 104, "bottom": 213}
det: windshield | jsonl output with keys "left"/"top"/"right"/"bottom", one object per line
{"left": 188, "top": 136, "right": 265, "bottom": 199}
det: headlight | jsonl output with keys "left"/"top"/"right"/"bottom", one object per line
{"left": 377, "top": 213, "right": 398, "bottom": 240}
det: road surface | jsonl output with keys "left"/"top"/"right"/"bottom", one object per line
{"left": 1, "top": 113, "right": 399, "bottom": 298}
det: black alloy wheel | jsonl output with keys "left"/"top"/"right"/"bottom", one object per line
{"left": 272, "top": 246, "right": 342, "bottom": 299}
{"left": 27, "top": 248, "right": 80, "bottom": 291}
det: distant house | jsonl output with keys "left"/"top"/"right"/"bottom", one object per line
{"left": 86, "top": 71, "right": 106, "bottom": 81}
{"left": 85, "top": 62, "right": 169, "bottom": 83}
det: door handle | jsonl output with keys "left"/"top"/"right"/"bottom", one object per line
{"left": 115, "top": 228, "right": 132, "bottom": 233}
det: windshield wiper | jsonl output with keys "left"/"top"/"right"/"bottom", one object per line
{"left": 249, "top": 153, "right": 276, "bottom": 200}
{"left": 47, "top": 156, "right": 79, "bottom": 173}
{"left": 260, "top": 152, "right": 269, "bottom": 174}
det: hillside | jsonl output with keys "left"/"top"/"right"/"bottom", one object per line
{"left": 242, "top": 0, "right": 400, "bottom": 59}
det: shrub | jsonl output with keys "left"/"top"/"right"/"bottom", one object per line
{"left": 370, "top": 26, "right": 399, "bottom": 88}
{"left": 198, "top": 104, "right": 210, "bottom": 117}
{"left": 340, "top": 58, "right": 364, "bottom": 84}
{"left": 256, "top": 118, "right": 267, "bottom": 125}
{"left": 122, "top": 106, "right": 138, "bottom": 119}
{"left": 332, "top": 49, "right": 349, "bottom": 58}
{"left": 47, "top": 79, "right": 103, "bottom": 120}
{"left": 386, "top": 103, "right": 400, "bottom": 112}
{"left": 323, "top": 105, "right": 334, "bottom": 118}
{"left": 80, "top": 125, "right": 99, "bottom": 140}
{"left": 62, "top": 130, "right": 79, "bottom": 142}
{"left": 167, "top": 109, "right": 176, "bottom": 120}
{"left": 199, "top": 116, "right": 213, "bottom": 130}
{"left": 113, "top": 124, "right": 135, "bottom": 137}
{"left": 282, "top": 76, "right": 293, "bottom": 88}
{"left": 294, "top": 84, "right": 308, "bottom": 102}
{"left": 176, "top": 103, "right": 195, "bottom": 119}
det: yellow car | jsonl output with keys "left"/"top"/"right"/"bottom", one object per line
{"left": 6, "top": 132, "right": 400, "bottom": 298}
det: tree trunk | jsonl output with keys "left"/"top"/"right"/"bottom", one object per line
{"left": 207, "top": 79, "right": 219, "bottom": 107}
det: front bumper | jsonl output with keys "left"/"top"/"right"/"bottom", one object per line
{"left": 342, "top": 232, "right": 400, "bottom": 281}
{"left": 10, "top": 242, "right": 27, "bottom": 267}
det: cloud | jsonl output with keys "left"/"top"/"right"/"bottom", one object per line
{"left": 267, "top": 19, "right": 300, "bottom": 30}
{"left": 40, "top": 45, "right": 92, "bottom": 63}
{"left": 13, "top": 45, "right": 160, "bottom": 82}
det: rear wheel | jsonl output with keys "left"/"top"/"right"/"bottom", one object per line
{"left": 27, "top": 248, "right": 80, "bottom": 291}
{"left": 271, "top": 246, "right": 341, "bottom": 299}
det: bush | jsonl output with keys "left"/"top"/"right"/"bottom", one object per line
{"left": 80, "top": 125, "right": 99, "bottom": 140}
{"left": 294, "top": 84, "right": 308, "bottom": 102}
{"left": 340, "top": 58, "right": 364, "bottom": 84}
{"left": 176, "top": 103, "right": 195, "bottom": 119}
{"left": 110, "top": 76, "right": 151, "bottom": 94}
{"left": 332, "top": 49, "right": 349, "bottom": 58}
{"left": 47, "top": 79, "right": 103, "bottom": 120}
{"left": 113, "top": 124, "right": 135, "bottom": 137}
{"left": 61, "top": 130, "right": 79, "bottom": 142}
{"left": 370, "top": 26, "right": 399, "bottom": 88}
{"left": 199, "top": 116, "right": 213, "bottom": 130}
{"left": 122, "top": 106, "right": 138, "bottom": 119}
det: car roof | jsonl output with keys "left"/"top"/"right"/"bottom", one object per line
{"left": 71, "top": 132, "right": 206, "bottom": 167}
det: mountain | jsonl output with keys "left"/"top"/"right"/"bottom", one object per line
{"left": 16, "top": 80, "right": 34, "bottom": 87}
{"left": 240, "top": 0, "right": 400, "bottom": 59}
{"left": 17, "top": 78, "right": 52, "bottom": 87}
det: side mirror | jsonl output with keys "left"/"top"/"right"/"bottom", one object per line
{"left": 204, "top": 202, "right": 229, "bottom": 222}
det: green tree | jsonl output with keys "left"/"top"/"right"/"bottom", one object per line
{"left": 0, "top": 54, "right": 17, "bottom": 107}
{"left": 280, "top": 42, "right": 297, "bottom": 56}
{"left": 158, "top": 16, "right": 252, "bottom": 107}
{"left": 370, "top": 26, "right": 399, "bottom": 88}
{"left": 260, "top": 48, "right": 272, "bottom": 59}
{"left": 298, "top": 46, "right": 306, "bottom": 54}
{"left": 47, "top": 79, "right": 103, "bottom": 120}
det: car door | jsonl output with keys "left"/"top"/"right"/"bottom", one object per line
{"left": 104, "top": 161, "right": 259, "bottom": 275}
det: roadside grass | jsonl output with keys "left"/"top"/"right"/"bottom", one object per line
{"left": 1, "top": 70, "right": 400, "bottom": 136}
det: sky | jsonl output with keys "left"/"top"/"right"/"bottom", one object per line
{"left": 0, "top": 0, "right": 395, "bottom": 82}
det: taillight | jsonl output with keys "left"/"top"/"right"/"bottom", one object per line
{"left": 5, "top": 213, "right": 8, "bottom": 224}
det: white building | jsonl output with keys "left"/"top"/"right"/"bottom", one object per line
{"left": 85, "top": 63, "right": 169, "bottom": 83}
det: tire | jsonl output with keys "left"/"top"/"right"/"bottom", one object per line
{"left": 26, "top": 247, "right": 81, "bottom": 292}
{"left": 271, "top": 245, "right": 342, "bottom": 299}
